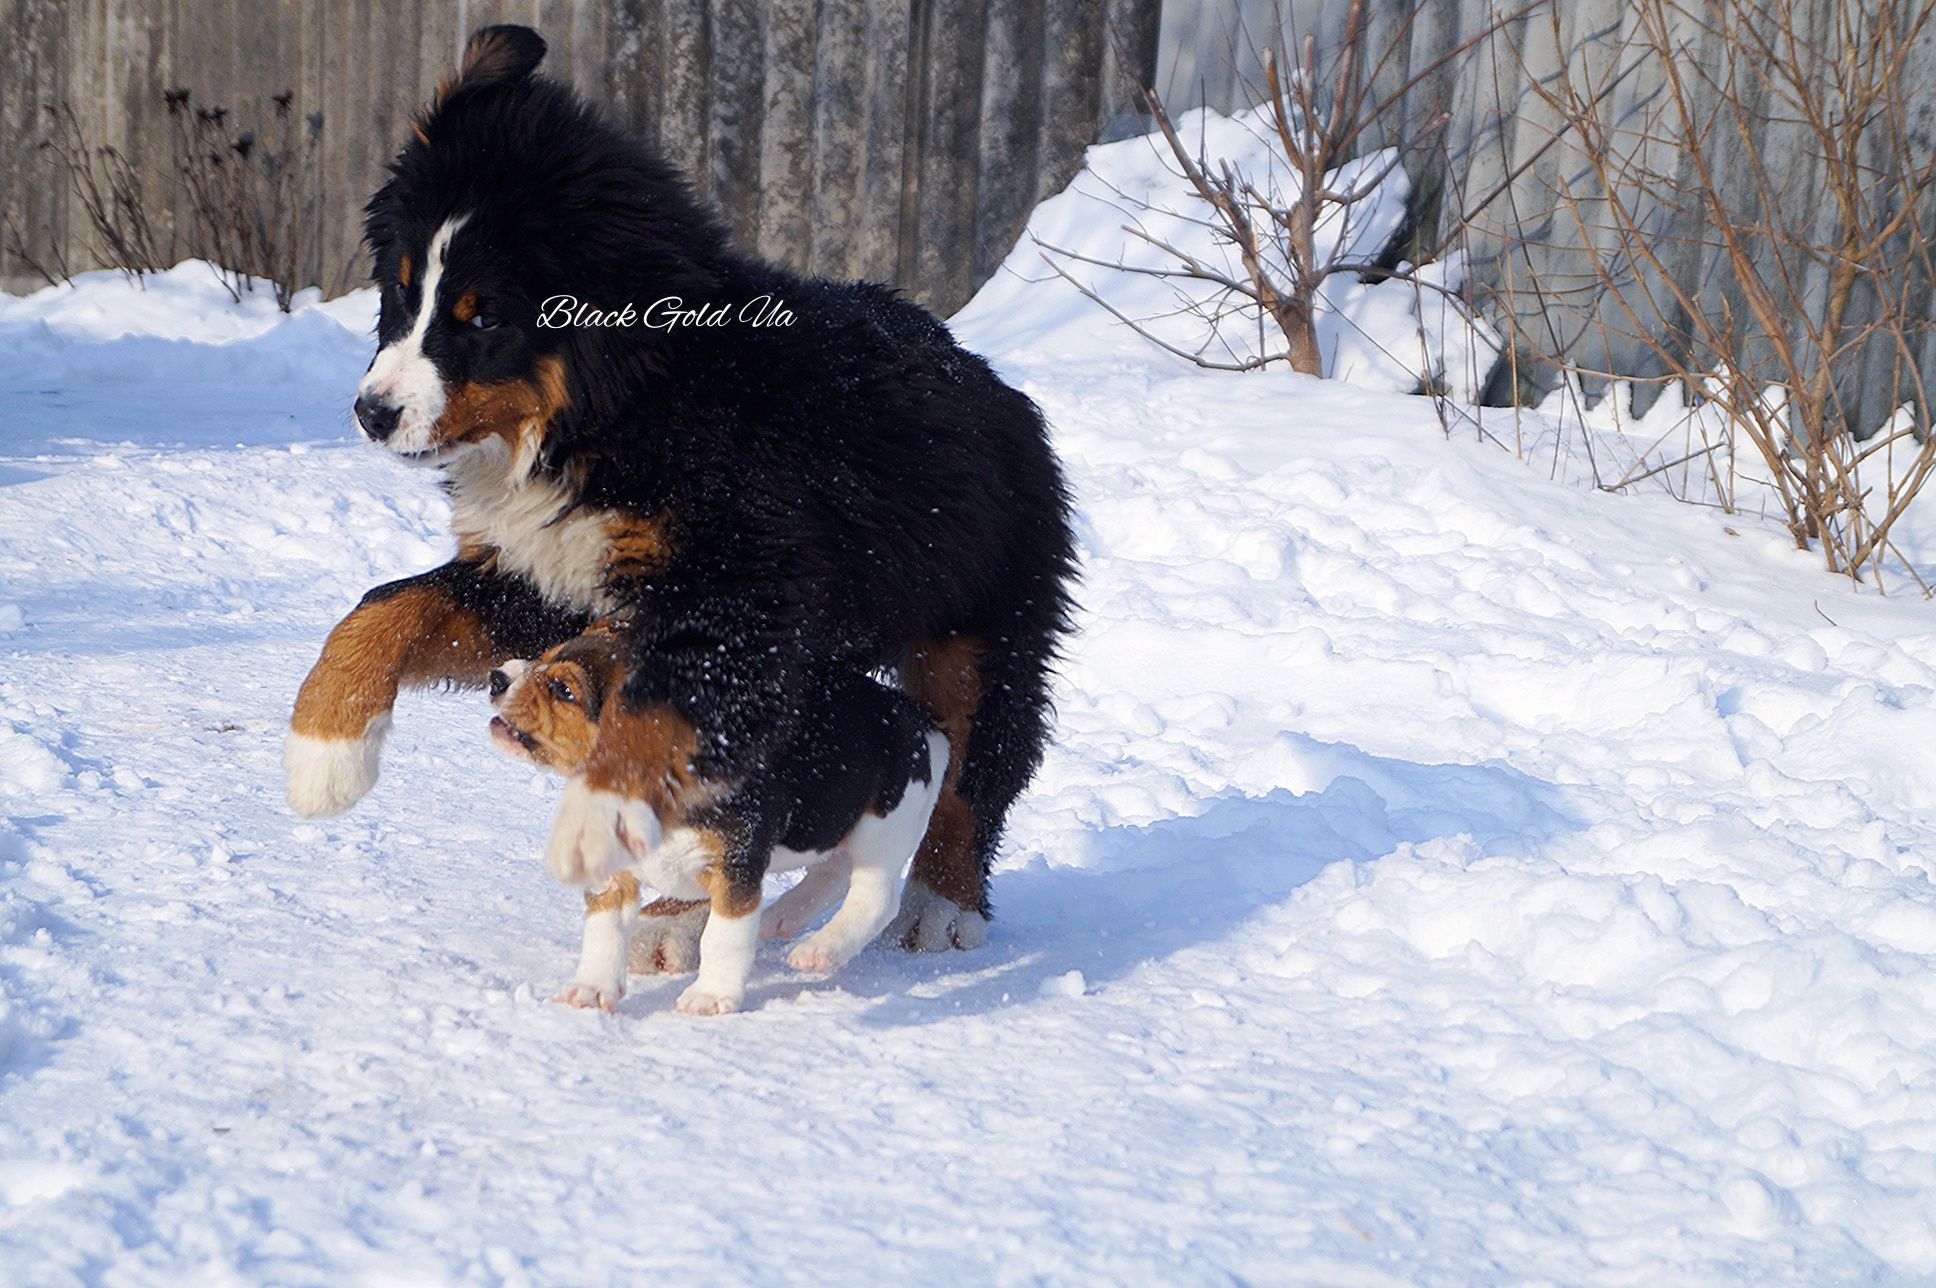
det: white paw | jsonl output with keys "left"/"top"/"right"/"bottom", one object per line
{"left": 675, "top": 984, "right": 741, "bottom": 1016}
{"left": 761, "top": 901, "right": 821, "bottom": 942}
{"left": 761, "top": 911, "right": 805, "bottom": 942}
{"left": 545, "top": 782, "right": 653, "bottom": 887}
{"left": 786, "top": 938, "right": 850, "bottom": 975}
{"left": 613, "top": 797, "right": 664, "bottom": 858}
{"left": 952, "top": 908, "right": 989, "bottom": 950}
{"left": 553, "top": 980, "right": 623, "bottom": 1012}
{"left": 883, "top": 879, "right": 988, "bottom": 953}
{"left": 283, "top": 717, "right": 388, "bottom": 818}
{"left": 628, "top": 905, "right": 708, "bottom": 975}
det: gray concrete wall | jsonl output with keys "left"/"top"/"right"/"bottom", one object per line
{"left": 0, "top": 0, "right": 1160, "bottom": 312}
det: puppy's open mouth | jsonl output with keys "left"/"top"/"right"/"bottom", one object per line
{"left": 489, "top": 716, "right": 539, "bottom": 755}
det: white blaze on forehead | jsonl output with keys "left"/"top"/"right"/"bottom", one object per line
{"left": 358, "top": 214, "right": 466, "bottom": 455}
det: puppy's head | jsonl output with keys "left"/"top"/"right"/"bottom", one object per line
{"left": 487, "top": 633, "right": 617, "bottom": 772}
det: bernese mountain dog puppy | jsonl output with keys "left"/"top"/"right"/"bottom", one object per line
{"left": 284, "top": 25, "right": 1076, "bottom": 957}
{"left": 489, "top": 628, "right": 946, "bottom": 1014}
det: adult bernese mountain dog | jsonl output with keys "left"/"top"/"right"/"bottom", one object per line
{"left": 284, "top": 25, "right": 1076, "bottom": 953}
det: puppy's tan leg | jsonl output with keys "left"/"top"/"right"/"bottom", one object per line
{"left": 556, "top": 872, "right": 641, "bottom": 1011}
{"left": 676, "top": 858, "right": 762, "bottom": 1017}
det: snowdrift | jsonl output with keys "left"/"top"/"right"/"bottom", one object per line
{"left": 1, "top": 127, "right": 1935, "bottom": 1281}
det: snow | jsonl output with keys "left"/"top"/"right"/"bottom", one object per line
{"left": 4, "top": 129, "right": 1936, "bottom": 1282}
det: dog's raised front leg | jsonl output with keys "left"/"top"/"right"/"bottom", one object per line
{"left": 286, "top": 559, "right": 579, "bottom": 817}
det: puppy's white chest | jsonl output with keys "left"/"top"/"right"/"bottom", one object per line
{"left": 629, "top": 833, "right": 824, "bottom": 900}
{"left": 630, "top": 829, "right": 722, "bottom": 900}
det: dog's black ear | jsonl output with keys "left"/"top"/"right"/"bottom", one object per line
{"left": 435, "top": 26, "right": 547, "bottom": 108}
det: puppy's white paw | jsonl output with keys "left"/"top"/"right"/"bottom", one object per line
{"left": 883, "top": 879, "right": 988, "bottom": 953}
{"left": 545, "top": 781, "right": 637, "bottom": 887}
{"left": 675, "top": 984, "right": 741, "bottom": 1016}
{"left": 553, "top": 980, "right": 623, "bottom": 1012}
{"left": 283, "top": 716, "right": 388, "bottom": 818}
{"left": 786, "top": 939, "right": 848, "bottom": 975}
{"left": 951, "top": 907, "right": 989, "bottom": 950}
{"left": 761, "top": 909, "right": 806, "bottom": 942}
{"left": 628, "top": 904, "right": 709, "bottom": 975}
{"left": 613, "top": 797, "right": 663, "bottom": 858}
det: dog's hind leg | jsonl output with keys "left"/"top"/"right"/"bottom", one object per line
{"left": 759, "top": 856, "right": 849, "bottom": 941}
{"left": 893, "top": 638, "right": 990, "bottom": 951}
{"left": 791, "top": 732, "right": 946, "bottom": 974}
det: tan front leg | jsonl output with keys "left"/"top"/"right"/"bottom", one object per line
{"left": 676, "top": 862, "right": 764, "bottom": 1017}
{"left": 555, "top": 872, "right": 643, "bottom": 1011}
{"left": 285, "top": 582, "right": 496, "bottom": 817}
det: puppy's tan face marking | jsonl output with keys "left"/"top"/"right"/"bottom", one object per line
{"left": 489, "top": 630, "right": 623, "bottom": 772}
{"left": 491, "top": 656, "right": 599, "bottom": 771}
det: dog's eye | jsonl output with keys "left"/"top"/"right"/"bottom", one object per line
{"left": 547, "top": 678, "right": 575, "bottom": 704}
{"left": 469, "top": 312, "right": 498, "bottom": 330}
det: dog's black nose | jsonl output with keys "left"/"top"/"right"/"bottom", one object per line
{"left": 488, "top": 668, "right": 510, "bottom": 699}
{"left": 354, "top": 393, "right": 402, "bottom": 441}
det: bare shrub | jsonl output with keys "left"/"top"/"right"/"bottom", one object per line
{"left": 2, "top": 211, "right": 73, "bottom": 290}
{"left": 20, "top": 89, "right": 325, "bottom": 310}
{"left": 38, "top": 104, "right": 168, "bottom": 284}
{"left": 165, "top": 88, "right": 326, "bottom": 311}
{"left": 1496, "top": 0, "right": 1936, "bottom": 589}
{"left": 1039, "top": 2, "right": 1544, "bottom": 379}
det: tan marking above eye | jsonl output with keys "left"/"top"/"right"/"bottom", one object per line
{"left": 399, "top": 255, "right": 413, "bottom": 287}
{"left": 453, "top": 290, "right": 479, "bottom": 323}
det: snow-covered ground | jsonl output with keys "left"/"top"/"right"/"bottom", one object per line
{"left": 6, "top": 131, "right": 1936, "bottom": 1282}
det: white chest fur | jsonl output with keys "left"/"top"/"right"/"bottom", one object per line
{"left": 633, "top": 831, "right": 821, "bottom": 900}
{"left": 445, "top": 440, "right": 616, "bottom": 615}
